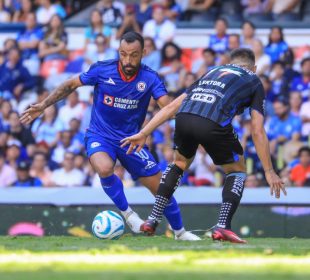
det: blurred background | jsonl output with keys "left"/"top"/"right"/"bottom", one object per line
{"left": 0, "top": 0, "right": 310, "bottom": 238}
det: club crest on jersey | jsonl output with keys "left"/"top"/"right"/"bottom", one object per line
{"left": 103, "top": 94, "right": 114, "bottom": 106}
{"left": 90, "top": 142, "right": 101, "bottom": 148}
{"left": 136, "top": 81, "right": 146, "bottom": 92}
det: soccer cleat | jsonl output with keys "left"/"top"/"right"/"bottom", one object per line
{"left": 121, "top": 210, "right": 144, "bottom": 233}
{"left": 140, "top": 219, "right": 158, "bottom": 236}
{"left": 175, "top": 230, "right": 201, "bottom": 241}
{"left": 211, "top": 226, "right": 247, "bottom": 244}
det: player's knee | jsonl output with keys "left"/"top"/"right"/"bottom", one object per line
{"left": 97, "top": 167, "right": 114, "bottom": 178}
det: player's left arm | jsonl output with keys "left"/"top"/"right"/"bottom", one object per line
{"left": 121, "top": 93, "right": 187, "bottom": 154}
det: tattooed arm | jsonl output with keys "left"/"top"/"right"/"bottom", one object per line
{"left": 20, "top": 76, "right": 83, "bottom": 125}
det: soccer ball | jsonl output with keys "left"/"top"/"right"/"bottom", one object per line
{"left": 92, "top": 210, "right": 125, "bottom": 240}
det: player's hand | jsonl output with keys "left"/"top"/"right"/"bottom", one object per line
{"left": 120, "top": 132, "right": 147, "bottom": 154}
{"left": 20, "top": 103, "right": 45, "bottom": 125}
{"left": 265, "top": 170, "right": 286, "bottom": 199}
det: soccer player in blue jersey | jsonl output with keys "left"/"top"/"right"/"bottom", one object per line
{"left": 20, "top": 31, "right": 199, "bottom": 241}
{"left": 122, "top": 48, "right": 287, "bottom": 243}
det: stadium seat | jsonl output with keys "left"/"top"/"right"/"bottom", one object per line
{"left": 40, "top": 60, "right": 68, "bottom": 78}
{"left": 243, "top": 13, "right": 273, "bottom": 22}
{"left": 68, "top": 49, "right": 85, "bottom": 61}
{"left": 273, "top": 13, "right": 300, "bottom": 22}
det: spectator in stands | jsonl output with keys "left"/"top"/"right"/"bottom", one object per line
{"left": 264, "top": 0, "right": 301, "bottom": 20}
{"left": 30, "top": 151, "right": 53, "bottom": 187}
{"left": 39, "top": 14, "right": 68, "bottom": 61}
{"left": 73, "top": 152, "right": 85, "bottom": 171}
{"left": 268, "top": 98, "right": 302, "bottom": 155}
{"left": 259, "top": 74, "right": 274, "bottom": 116}
{"left": 290, "top": 147, "right": 310, "bottom": 187}
{"left": 300, "top": 91, "right": 310, "bottom": 140}
{"left": 252, "top": 39, "right": 271, "bottom": 76}
{"left": 51, "top": 130, "right": 80, "bottom": 164}
{"left": 175, "top": 72, "right": 197, "bottom": 97}
{"left": 13, "top": 0, "right": 33, "bottom": 23}
{"left": 69, "top": 118, "right": 84, "bottom": 150}
{"left": 0, "top": 47, "right": 35, "bottom": 101}
{"left": 17, "top": 12, "right": 43, "bottom": 75}
{"left": 84, "top": 9, "right": 112, "bottom": 51}
{"left": 290, "top": 57, "right": 310, "bottom": 102}
{"left": 84, "top": 34, "right": 117, "bottom": 69}
{"left": 183, "top": 0, "right": 217, "bottom": 21}
{"left": 161, "top": 0, "right": 182, "bottom": 21}
{"left": 188, "top": 146, "right": 216, "bottom": 186}
{"left": 0, "top": 38, "right": 18, "bottom": 64}
{"left": 289, "top": 91, "right": 302, "bottom": 117}
{"left": 8, "top": 111, "right": 34, "bottom": 147}
{"left": 281, "top": 48, "right": 300, "bottom": 84}
{"left": 96, "top": 0, "right": 123, "bottom": 27}
{"left": 57, "top": 91, "right": 85, "bottom": 129}
{"left": 0, "top": 150, "right": 17, "bottom": 187}
{"left": 218, "top": 51, "right": 230, "bottom": 65}
{"left": 242, "top": 0, "right": 264, "bottom": 18}
{"left": 12, "top": 160, "right": 43, "bottom": 187}
{"left": 116, "top": 5, "right": 141, "bottom": 39}
{"left": 269, "top": 61, "right": 289, "bottom": 102}
{"left": 0, "top": 100, "right": 12, "bottom": 132}
{"left": 36, "top": 0, "right": 66, "bottom": 25}
{"left": 133, "top": 0, "right": 153, "bottom": 29}
{"left": 51, "top": 151, "right": 85, "bottom": 187}
{"left": 265, "top": 26, "right": 289, "bottom": 63}
{"left": 192, "top": 47, "right": 216, "bottom": 76}
{"left": 0, "top": 0, "right": 11, "bottom": 22}
{"left": 244, "top": 173, "right": 261, "bottom": 188}
{"left": 142, "top": 37, "right": 161, "bottom": 71}
{"left": 6, "top": 139, "right": 22, "bottom": 169}
{"left": 228, "top": 34, "right": 240, "bottom": 51}
{"left": 241, "top": 21, "right": 256, "bottom": 49}
{"left": 31, "top": 104, "right": 63, "bottom": 148}
{"left": 142, "top": 5, "right": 176, "bottom": 49}
{"left": 158, "top": 42, "right": 186, "bottom": 93}
{"left": 209, "top": 18, "right": 229, "bottom": 54}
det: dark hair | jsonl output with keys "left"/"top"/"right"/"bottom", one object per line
{"left": 298, "top": 146, "right": 310, "bottom": 157}
{"left": 144, "top": 36, "right": 157, "bottom": 50}
{"left": 274, "top": 96, "right": 289, "bottom": 106}
{"left": 216, "top": 17, "right": 228, "bottom": 27}
{"left": 230, "top": 33, "right": 240, "bottom": 39}
{"left": 120, "top": 31, "right": 144, "bottom": 49}
{"left": 242, "top": 20, "right": 256, "bottom": 30}
{"left": 268, "top": 26, "right": 285, "bottom": 45}
{"left": 230, "top": 48, "right": 255, "bottom": 66}
{"left": 161, "top": 41, "right": 182, "bottom": 61}
{"left": 301, "top": 57, "right": 310, "bottom": 67}
{"left": 203, "top": 47, "right": 216, "bottom": 56}
{"left": 271, "top": 60, "right": 285, "bottom": 69}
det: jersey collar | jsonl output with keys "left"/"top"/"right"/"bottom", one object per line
{"left": 118, "top": 62, "right": 139, "bottom": 82}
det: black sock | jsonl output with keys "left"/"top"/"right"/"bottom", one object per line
{"left": 217, "top": 172, "right": 246, "bottom": 229}
{"left": 149, "top": 164, "right": 184, "bottom": 222}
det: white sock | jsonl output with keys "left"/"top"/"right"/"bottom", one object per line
{"left": 121, "top": 206, "right": 132, "bottom": 217}
{"left": 174, "top": 227, "right": 185, "bottom": 235}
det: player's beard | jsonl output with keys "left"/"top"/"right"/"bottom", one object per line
{"left": 120, "top": 62, "right": 140, "bottom": 77}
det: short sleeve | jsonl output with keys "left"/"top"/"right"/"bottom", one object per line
{"left": 79, "top": 63, "right": 99, "bottom": 86}
{"left": 250, "top": 81, "right": 265, "bottom": 116}
{"left": 151, "top": 73, "right": 167, "bottom": 100}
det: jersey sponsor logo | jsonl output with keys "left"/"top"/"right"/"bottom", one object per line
{"left": 136, "top": 81, "right": 146, "bottom": 92}
{"left": 103, "top": 94, "right": 114, "bottom": 106}
{"left": 198, "top": 80, "right": 226, "bottom": 89}
{"left": 104, "top": 77, "right": 116, "bottom": 85}
{"left": 191, "top": 93, "right": 216, "bottom": 103}
{"left": 145, "top": 160, "right": 156, "bottom": 170}
{"left": 218, "top": 68, "right": 242, "bottom": 78}
{"left": 90, "top": 142, "right": 101, "bottom": 148}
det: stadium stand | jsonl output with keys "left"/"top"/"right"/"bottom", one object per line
{"left": 0, "top": 0, "right": 310, "bottom": 189}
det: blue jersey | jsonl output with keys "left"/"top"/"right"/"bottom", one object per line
{"left": 79, "top": 59, "right": 167, "bottom": 141}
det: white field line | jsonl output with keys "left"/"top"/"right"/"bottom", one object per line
{"left": 0, "top": 253, "right": 310, "bottom": 266}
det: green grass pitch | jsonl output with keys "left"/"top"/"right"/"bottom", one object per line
{"left": 0, "top": 236, "right": 309, "bottom": 280}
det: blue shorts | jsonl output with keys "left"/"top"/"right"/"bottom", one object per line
{"left": 84, "top": 132, "right": 160, "bottom": 180}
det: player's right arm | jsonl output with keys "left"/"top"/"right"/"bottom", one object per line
{"left": 20, "top": 76, "right": 82, "bottom": 125}
{"left": 121, "top": 93, "right": 187, "bottom": 154}
{"left": 251, "top": 109, "right": 286, "bottom": 198}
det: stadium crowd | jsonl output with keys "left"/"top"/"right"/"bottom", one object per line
{"left": 0, "top": 0, "right": 310, "bottom": 188}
